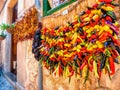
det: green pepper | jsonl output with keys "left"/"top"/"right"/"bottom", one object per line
{"left": 83, "top": 67, "right": 89, "bottom": 84}
{"left": 100, "top": 53, "right": 106, "bottom": 70}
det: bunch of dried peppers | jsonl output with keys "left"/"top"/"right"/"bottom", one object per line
{"left": 34, "top": 0, "right": 120, "bottom": 83}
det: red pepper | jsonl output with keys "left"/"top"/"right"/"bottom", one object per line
{"left": 50, "top": 57, "right": 56, "bottom": 61}
{"left": 42, "top": 28, "right": 47, "bottom": 35}
{"left": 58, "top": 41, "right": 64, "bottom": 49}
{"left": 99, "top": 0, "right": 112, "bottom": 3}
{"left": 80, "top": 61, "right": 86, "bottom": 70}
{"left": 105, "top": 16, "right": 112, "bottom": 22}
{"left": 88, "top": 59, "right": 93, "bottom": 72}
{"left": 76, "top": 38, "right": 82, "bottom": 43}
{"left": 58, "top": 56, "right": 62, "bottom": 61}
{"left": 77, "top": 52, "right": 82, "bottom": 59}
{"left": 98, "top": 63, "right": 102, "bottom": 80}
{"left": 106, "top": 4, "right": 115, "bottom": 8}
{"left": 77, "top": 60, "right": 81, "bottom": 67}
{"left": 72, "top": 21, "right": 78, "bottom": 25}
{"left": 112, "top": 50, "right": 119, "bottom": 56}
{"left": 90, "top": 21, "right": 95, "bottom": 27}
{"left": 62, "top": 60, "right": 67, "bottom": 66}
{"left": 92, "top": 4, "right": 98, "bottom": 9}
{"left": 69, "top": 27, "right": 74, "bottom": 31}
{"left": 50, "top": 29, "right": 55, "bottom": 35}
{"left": 68, "top": 66, "right": 74, "bottom": 77}
{"left": 110, "top": 37, "right": 120, "bottom": 46}
{"left": 86, "top": 10, "right": 91, "bottom": 14}
{"left": 109, "top": 56, "right": 115, "bottom": 75}
{"left": 58, "top": 65, "right": 63, "bottom": 76}
{"left": 88, "top": 34, "right": 97, "bottom": 41}
{"left": 108, "top": 49, "right": 118, "bottom": 58}
{"left": 101, "top": 19, "right": 106, "bottom": 26}
{"left": 64, "top": 27, "right": 69, "bottom": 32}
{"left": 99, "top": 32, "right": 111, "bottom": 42}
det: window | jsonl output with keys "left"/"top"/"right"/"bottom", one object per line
{"left": 43, "top": 0, "right": 77, "bottom": 16}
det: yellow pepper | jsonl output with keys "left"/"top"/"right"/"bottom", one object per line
{"left": 82, "top": 65, "right": 88, "bottom": 78}
{"left": 71, "top": 32, "right": 78, "bottom": 44}
{"left": 106, "top": 6, "right": 114, "bottom": 11}
{"left": 96, "top": 41, "right": 103, "bottom": 48}
{"left": 73, "top": 23, "right": 80, "bottom": 28}
{"left": 103, "top": 25, "right": 113, "bottom": 34}
{"left": 56, "top": 50, "right": 64, "bottom": 56}
{"left": 93, "top": 61, "right": 99, "bottom": 78}
{"left": 64, "top": 43, "right": 71, "bottom": 47}
{"left": 72, "top": 45, "right": 81, "bottom": 52}
{"left": 83, "top": 17, "right": 90, "bottom": 22}
{"left": 92, "top": 14, "right": 99, "bottom": 20}
{"left": 114, "top": 22, "right": 119, "bottom": 26}
{"left": 41, "top": 35, "right": 45, "bottom": 39}
{"left": 86, "top": 27, "right": 94, "bottom": 33}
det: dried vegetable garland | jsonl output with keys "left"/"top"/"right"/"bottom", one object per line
{"left": 13, "top": 6, "right": 38, "bottom": 42}
{"left": 34, "top": 0, "right": 120, "bottom": 82}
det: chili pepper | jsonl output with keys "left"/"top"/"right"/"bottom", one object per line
{"left": 100, "top": 53, "right": 106, "bottom": 70}
{"left": 105, "top": 16, "right": 113, "bottom": 22}
{"left": 115, "top": 46, "right": 120, "bottom": 54}
{"left": 88, "top": 56, "right": 93, "bottom": 65}
{"left": 78, "top": 17, "right": 81, "bottom": 23}
{"left": 109, "top": 56, "right": 115, "bottom": 75}
{"left": 80, "top": 61, "right": 86, "bottom": 70}
{"left": 58, "top": 64, "right": 63, "bottom": 76}
{"left": 114, "top": 58, "right": 120, "bottom": 64}
{"left": 105, "top": 48, "right": 111, "bottom": 57}
{"left": 49, "top": 47, "right": 54, "bottom": 54}
{"left": 88, "top": 34, "right": 97, "bottom": 41}
{"left": 99, "top": 0, "right": 112, "bottom": 3}
{"left": 106, "top": 21, "right": 119, "bottom": 35}
{"left": 68, "top": 66, "right": 74, "bottom": 77}
{"left": 104, "top": 41, "right": 109, "bottom": 47}
{"left": 83, "top": 17, "right": 90, "bottom": 22}
{"left": 54, "top": 26, "right": 59, "bottom": 30}
{"left": 88, "top": 56, "right": 93, "bottom": 72}
{"left": 111, "top": 2, "right": 120, "bottom": 6}
{"left": 101, "top": 18, "right": 106, "bottom": 26}
{"left": 105, "top": 58, "right": 110, "bottom": 74}
{"left": 112, "top": 49, "right": 119, "bottom": 56}
{"left": 107, "top": 12, "right": 116, "bottom": 20}
{"left": 83, "top": 67, "right": 89, "bottom": 84}
{"left": 93, "top": 60, "right": 99, "bottom": 78}
{"left": 99, "top": 32, "right": 112, "bottom": 42}
{"left": 97, "top": 63, "right": 102, "bottom": 80}
{"left": 111, "top": 37, "right": 120, "bottom": 46}
{"left": 95, "top": 41, "right": 103, "bottom": 49}
{"left": 97, "top": 2, "right": 105, "bottom": 8}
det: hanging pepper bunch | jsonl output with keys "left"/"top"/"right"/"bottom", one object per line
{"left": 38, "top": 0, "right": 120, "bottom": 82}
{"left": 13, "top": 6, "right": 38, "bottom": 42}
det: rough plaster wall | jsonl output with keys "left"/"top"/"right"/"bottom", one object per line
{"left": 17, "top": 41, "right": 27, "bottom": 88}
{"left": 25, "top": 40, "right": 38, "bottom": 90}
{"left": 17, "top": 40, "right": 39, "bottom": 90}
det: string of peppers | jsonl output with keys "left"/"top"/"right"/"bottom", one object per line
{"left": 33, "top": 0, "right": 120, "bottom": 83}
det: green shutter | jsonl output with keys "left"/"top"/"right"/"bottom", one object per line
{"left": 43, "top": 0, "right": 77, "bottom": 16}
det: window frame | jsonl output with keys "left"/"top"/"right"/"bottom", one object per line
{"left": 43, "top": 0, "right": 77, "bottom": 16}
